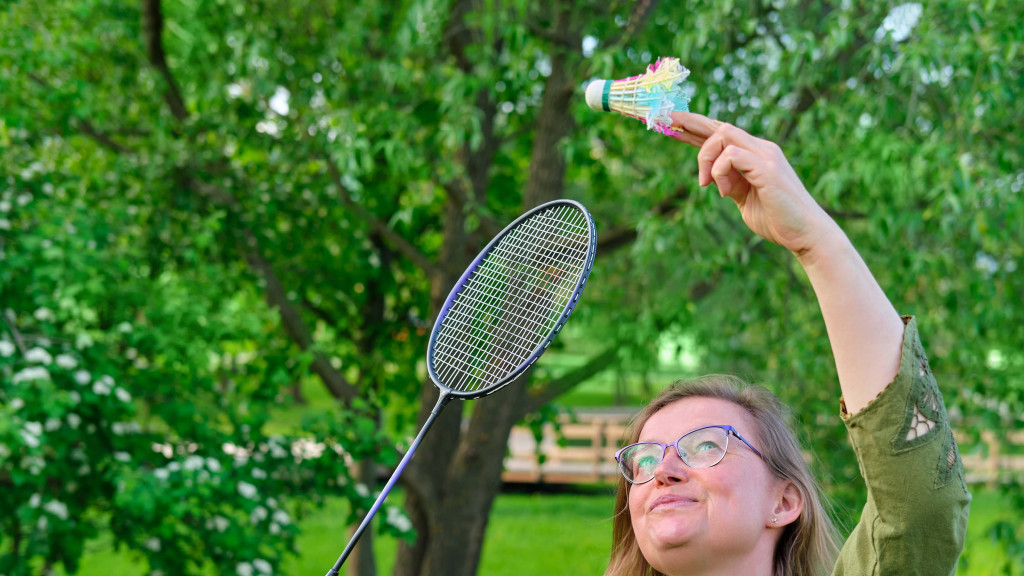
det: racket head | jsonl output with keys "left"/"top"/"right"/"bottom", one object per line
{"left": 426, "top": 199, "right": 596, "bottom": 400}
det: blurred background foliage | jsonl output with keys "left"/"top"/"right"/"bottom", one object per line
{"left": 1, "top": 0, "right": 1022, "bottom": 575}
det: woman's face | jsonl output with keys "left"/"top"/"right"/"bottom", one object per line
{"left": 628, "top": 397, "right": 784, "bottom": 575}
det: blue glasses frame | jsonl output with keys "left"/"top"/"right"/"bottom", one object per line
{"left": 614, "top": 424, "right": 764, "bottom": 484}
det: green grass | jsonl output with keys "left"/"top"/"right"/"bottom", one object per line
{"left": 65, "top": 487, "right": 1021, "bottom": 575}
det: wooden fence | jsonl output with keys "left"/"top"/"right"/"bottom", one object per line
{"left": 503, "top": 411, "right": 1024, "bottom": 486}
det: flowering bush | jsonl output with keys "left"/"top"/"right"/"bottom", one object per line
{"left": 0, "top": 142, "right": 411, "bottom": 574}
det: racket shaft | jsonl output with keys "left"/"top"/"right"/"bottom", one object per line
{"left": 327, "top": 393, "right": 450, "bottom": 576}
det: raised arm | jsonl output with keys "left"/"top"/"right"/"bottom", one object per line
{"left": 669, "top": 111, "right": 905, "bottom": 413}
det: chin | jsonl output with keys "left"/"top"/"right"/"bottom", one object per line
{"left": 642, "top": 519, "right": 703, "bottom": 551}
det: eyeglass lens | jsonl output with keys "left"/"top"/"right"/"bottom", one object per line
{"left": 619, "top": 426, "right": 730, "bottom": 483}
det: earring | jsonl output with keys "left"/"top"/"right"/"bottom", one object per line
{"left": 771, "top": 517, "right": 778, "bottom": 524}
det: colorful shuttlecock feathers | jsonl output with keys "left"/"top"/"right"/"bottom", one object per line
{"left": 585, "top": 57, "right": 690, "bottom": 136}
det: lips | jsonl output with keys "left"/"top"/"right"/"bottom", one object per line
{"left": 648, "top": 493, "right": 699, "bottom": 512}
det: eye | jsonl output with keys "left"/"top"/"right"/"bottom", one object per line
{"left": 695, "top": 440, "right": 722, "bottom": 453}
{"left": 636, "top": 454, "right": 660, "bottom": 471}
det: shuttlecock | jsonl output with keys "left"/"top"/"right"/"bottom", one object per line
{"left": 585, "top": 57, "right": 691, "bottom": 136}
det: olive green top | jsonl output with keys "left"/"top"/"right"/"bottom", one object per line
{"left": 832, "top": 316, "right": 971, "bottom": 575}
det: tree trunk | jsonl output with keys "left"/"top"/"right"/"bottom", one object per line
{"left": 348, "top": 457, "right": 378, "bottom": 576}
{"left": 394, "top": 5, "right": 580, "bottom": 574}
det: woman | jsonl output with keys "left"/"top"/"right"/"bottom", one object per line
{"left": 604, "top": 112, "right": 971, "bottom": 576}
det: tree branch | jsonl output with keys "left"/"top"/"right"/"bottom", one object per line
{"left": 140, "top": 0, "right": 188, "bottom": 121}
{"left": 192, "top": 181, "right": 360, "bottom": 403}
{"left": 596, "top": 185, "right": 694, "bottom": 255}
{"left": 600, "top": 0, "right": 660, "bottom": 52}
{"left": 522, "top": 345, "right": 618, "bottom": 415}
{"left": 26, "top": 72, "right": 132, "bottom": 155}
{"left": 1, "top": 310, "right": 28, "bottom": 355}
{"left": 324, "top": 156, "right": 437, "bottom": 276}
{"left": 78, "top": 119, "right": 131, "bottom": 154}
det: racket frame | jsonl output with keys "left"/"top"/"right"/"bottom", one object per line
{"left": 426, "top": 198, "right": 596, "bottom": 399}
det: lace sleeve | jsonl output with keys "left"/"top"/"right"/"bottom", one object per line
{"left": 832, "top": 316, "right": 971, "bottom": 576}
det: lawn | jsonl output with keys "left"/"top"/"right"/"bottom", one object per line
{"left": 64, "top": 487, "right": 1022, "bottom": 575}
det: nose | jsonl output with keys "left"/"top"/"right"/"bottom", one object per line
{"left": 652, "top": 447, "right": 689, "bottom": 485}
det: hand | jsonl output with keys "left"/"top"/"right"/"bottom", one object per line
{"left": 668, "top": 111, "right": 839, "bottom": 259}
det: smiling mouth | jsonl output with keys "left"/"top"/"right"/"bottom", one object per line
{"left": 649, "top": 495, "right": 699, "bottom": 512}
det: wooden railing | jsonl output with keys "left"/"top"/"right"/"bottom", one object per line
{"left": 503, "top": 411, "right": 1024, "bottom": 486}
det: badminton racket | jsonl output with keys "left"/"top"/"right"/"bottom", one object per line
{"left": 326, "top": 199, "right": 597, "bottom": 575}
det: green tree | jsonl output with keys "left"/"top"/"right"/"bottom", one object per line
{"left": 2, "top": 1, "right": 1022, "bottom": 576}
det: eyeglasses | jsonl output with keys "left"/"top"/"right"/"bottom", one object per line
{"left": 614, "top": 425, "right": 764, "bottom": 484}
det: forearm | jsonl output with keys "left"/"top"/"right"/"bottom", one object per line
{"left": 795, "top": 225, "right": 904, "bottom": 414}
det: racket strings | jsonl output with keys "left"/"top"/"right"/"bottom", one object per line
{"left": 434, "top": 218, "right": 585, "bottom": 389}
{"left": 433, "top": 205, "right": 591, "bottom": 393}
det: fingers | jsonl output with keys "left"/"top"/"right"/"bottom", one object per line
{"left": 709, "top": 145, "right": 761, "bottom": 202}
{"left": 697, "top": 123, "right": 768, "bottom": 187}
{"left": 669, "top": 111, "right": 723, "bottom": 141}
{"left": 665, "top": 126, "right": 706, "bottom": 147}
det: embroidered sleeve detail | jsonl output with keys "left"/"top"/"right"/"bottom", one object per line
{"left": 887, "top": 326, "right": 964, "bottom": 489}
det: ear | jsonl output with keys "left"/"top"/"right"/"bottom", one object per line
{"left": 767, "top": 481, "right": 804, "bottom": 528}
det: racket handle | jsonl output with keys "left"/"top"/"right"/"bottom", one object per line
{"left": 326, "top": 392, "right": 450, "bottom": 576}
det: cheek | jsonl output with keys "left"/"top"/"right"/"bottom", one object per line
{"left": 627, "top": 486, "right": 646, "bottom": 521}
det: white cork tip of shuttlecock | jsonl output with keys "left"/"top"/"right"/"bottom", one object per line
{"left": 585, "top": 80, "right": 610, "bottom": 112}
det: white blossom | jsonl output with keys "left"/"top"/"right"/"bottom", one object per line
{"left": 184, "top": 456, "right": 204, "bottom": 471}
{"left": 24, "top": 421, "right": 43, "bottom": 437}
{"left": 55, "top": 354, "right": 78, "bottom": 369}
{"left": 237, "top": 481, "right": 258, "bottom": 499}
{"left": 44, "top": 418, "right": 61, "bottom": 432}
{"left": 74, "top": 370, "right": 91, "bottom": 385}
{"left": 114, "top": 452, "right": 131, "bottom": 462}
{"left": 386, "top": 506, "right": 413, "bottom": 532}
{"left": 43, "top": 500, "right": 69, "bottom": 520}
{"left": 213, "top": 515, "right": 230, "bottom": 533}
{"left": 25, "top": 347, "right": 53, "bottom": 364}
{"left": 0, "top": 444, "right": 9, "bottom": 459}
{"left": 0, "top": 218, "right": 10, "bottom": 230}
{"left": 253, "top": 559, "right": 272, "bottom": 574}
{"left": 29, "top": 493, "right": 41, "bottom": 508}
{"left": 145, "top": 538, "right": 161, "bottom": 551}
{"left": 272, "top": 509, "right": 290, "bottom": 525}
{"left": 111, "top": 422, "right": 127, "bottom": 435}
{"left": 355, "top": 483, "right": 370, "bottom": 498}
{"left": 250, "top": 506, "right": 268, "bottom": 523}
{"left": 37, "top": 516, "right": 48, "bottom": 531}
{"left": 0, "top": 200, "right": 10, "bottom": 212}
{"left": 116, "top": 322, "right": 133, "bottom": 333}
{"left": 13, "top": 366, "right": 50, "bottom": 384}
{"left": 33, "top": 308, "right": 56, "bottom": 323}
{"left": 10, "top": 397, "right": 25, "bottom": 410}
{"left": 206, "top": 458, "right": 222, "bottom": 473}
{"left": 93, "top": 380, "right": 112, "bottom": 395}
{"left": 251, "top": 467, "right": 267, "bottom": 479}
{"left": 154, "top": 468, "right": 170, "bottom": 481}
{"left": 68, "top": 391, "right": 81, "bottom": 404}
{"left": 75, "top": 333, "right": 94, "bottom": 350}
{"left": 236, "top": 563, "right": 254, "bottom": 576}
{"left": 115, "top": 387, "right": 132, "bottom": 403}
{"left": 66, "top": 413, "right": 81, "bottom": 429}
{"left": 0, "top": 340, "right": 14, "bottom": 357}
{"left": 269, "top": 522, "right": 280, "bottom": 535}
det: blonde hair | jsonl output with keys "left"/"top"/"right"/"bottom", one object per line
{"left": 604, "top": 375, "right": 841, "bottom": 576}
